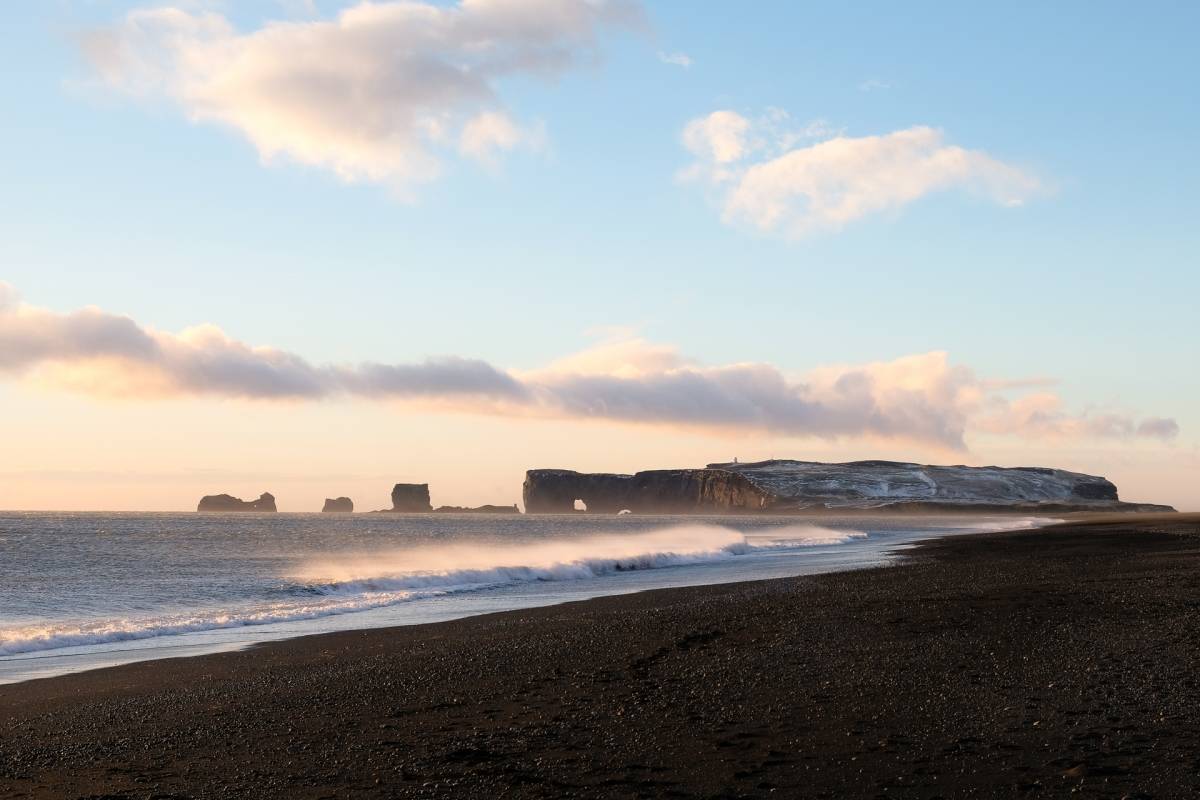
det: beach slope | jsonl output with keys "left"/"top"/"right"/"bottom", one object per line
{"left": 2, "top": 515, "right": 1198, "bottom": 798}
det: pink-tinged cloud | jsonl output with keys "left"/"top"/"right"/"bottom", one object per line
{"left": 0, "top": 285, "right": 1178, "bottom": 449}
{"left": 80, "top": 0, "right": 641, "bottom": 192}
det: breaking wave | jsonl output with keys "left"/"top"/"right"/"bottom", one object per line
{"left": 302, "top": 524, "right": 863, "bottom": 594}
{"left": 0, "top": 525, "right": 862, "bottom": 657}
{"left": 959, "top": 516, "right": 1058, "bottom": 532}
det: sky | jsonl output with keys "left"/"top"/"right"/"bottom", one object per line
{"left": 1, "top": 0, "right": 1197, "bottom": 511}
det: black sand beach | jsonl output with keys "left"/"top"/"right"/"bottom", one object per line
{"left": 2, "top": 514, "right": 1198, "bottom": 799}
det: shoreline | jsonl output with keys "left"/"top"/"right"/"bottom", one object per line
{"left": 2, "top": 514, "right": 1198, "bottom": 797}
{"left": 0, "top": 513, "right": 1036, "bottom": 684}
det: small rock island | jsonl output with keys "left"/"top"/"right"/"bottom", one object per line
{"left": 321, "top": 497, "right": 354, "bottom": 513}
{"left": 434, "top": 504, "right": 520, "bottom": 514}
{"left": 197, "top": 492, "right": 277, "bottom": 512}
{"left": 379, "top": 484, "right": 519, "bottom": 513}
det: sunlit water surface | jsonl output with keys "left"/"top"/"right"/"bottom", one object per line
{"left": 0, "top": 511, "right": 1052, "bottom": 683}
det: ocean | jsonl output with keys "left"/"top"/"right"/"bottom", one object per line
{"left": 0, "top": 511, "right": 1050, "bottom": 683}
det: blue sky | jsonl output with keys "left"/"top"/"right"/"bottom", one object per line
{"left": 1, "top": 1, "right": 1197, "bottom": 509}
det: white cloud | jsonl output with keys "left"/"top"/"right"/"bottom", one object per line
{"left": 0, "top": 282, "right": 19, "bottom": 312}
{"left": 682, "top": 110, "right": 749, "bottom": 164}
{"left": 657, "top": 51, "right": 692, "bottom": 68}
{"left": 81, "top": 0, "right": 641, "bottom": 191}
{"left": 858, "top": 78, "right": 892, "bottom": 92}
{"left": 0, "top": 284, "right": 1175, "bottom": 450}
{"left": 458, "top": 111, "right": 545, "bottom": 167}
{"left": 681, "top": 110, "right": 1041, "bottom": 238}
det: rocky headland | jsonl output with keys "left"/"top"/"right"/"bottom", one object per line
{"left": 523, "top": 459, "right": 1174, "bottom": 514}
{"left": 321, "top": 497, "right": 354, "bottom": 513}
{"left": 523, "top": 468, "right": 767, "bottom": 514}
{"left": 196, "top": 492, "right": 277, "bottom": 512}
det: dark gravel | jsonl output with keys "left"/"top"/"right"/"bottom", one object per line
{"left": 2, "top": 515, "right": 1199, "bottom": 799}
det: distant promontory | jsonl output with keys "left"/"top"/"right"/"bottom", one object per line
{"left": 522, "top": 460, "right": 1175, "bottom": 514}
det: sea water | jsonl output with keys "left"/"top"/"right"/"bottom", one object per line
{"left": 0, "top": 511, "right": 1050, "bottom": 683}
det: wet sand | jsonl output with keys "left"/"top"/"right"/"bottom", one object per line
{"left": 2, "top": 514, "right": 1198, "bottom": 799}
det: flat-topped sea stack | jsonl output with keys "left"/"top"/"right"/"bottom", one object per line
{"left": 523, "top": 460, "right": 1175, "bottom": 514}
{"left": 322, "top": 497, "right": 354, "bottom": 513}
{"left": 197, "top": 492, "right": 277, "bottom": 512}
{"left": 390, "top": 483, "right": 432, "bottom": 512}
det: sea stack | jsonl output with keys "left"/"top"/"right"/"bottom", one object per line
{"left": 197, "top": 492, "right": 277, "bottom": 512}
{"left": 390, "top": 483, "right": 432, "bottom": 512}
{"left": 321, "top": 497, "right": 354, "bottom": 513}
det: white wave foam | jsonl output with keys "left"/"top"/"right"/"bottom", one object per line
{"left": 0, "top": 590, "right": 432, "bottom": 656}
{"left": 0, "top": 524, "right": 865, "bottom": 658}
{"left": 959, "top": 516, "right": 1057, "bottom": 533}
{"left": 749, "top": 524, "right": 868, "bottom": 549}
{"left": 303, "top": 524, "right": 864, "bottom": 594}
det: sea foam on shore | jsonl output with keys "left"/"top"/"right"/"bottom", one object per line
{"left": 0, "top": 512, "right": 1052, "bottom": 682}
{"left": 0, "top": 524, "right": 859, "bottom": 657}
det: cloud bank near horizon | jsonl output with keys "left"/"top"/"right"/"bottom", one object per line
{"left": 80, "top": 0, "right": 641, "bottom": 192}
{"left": 681, "top": 109, "right": 1041, "bottom": 237}
{"left": 0, "top": 284, "right": 1177, "bottom": 451}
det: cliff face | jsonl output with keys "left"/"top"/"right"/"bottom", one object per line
{"left": 522, "top": 469, "right": 772, "bottom": 514}
{"left": 391, "top": 483, "right": 432, "bottom": 512}
{"left": 523, "top": 460, "right": 1174, "bottom": 514}
{"left": 197, "top": 492, "right": 277, "bottom": 512}
{"left": 322, "top": 497, "right": 354, "bottom": 513}
{"left": 522, "top": 470, "right": 638, "bottom": 514}
{"left": 708, "top": 460, "right": 1104, "bottom": 508}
